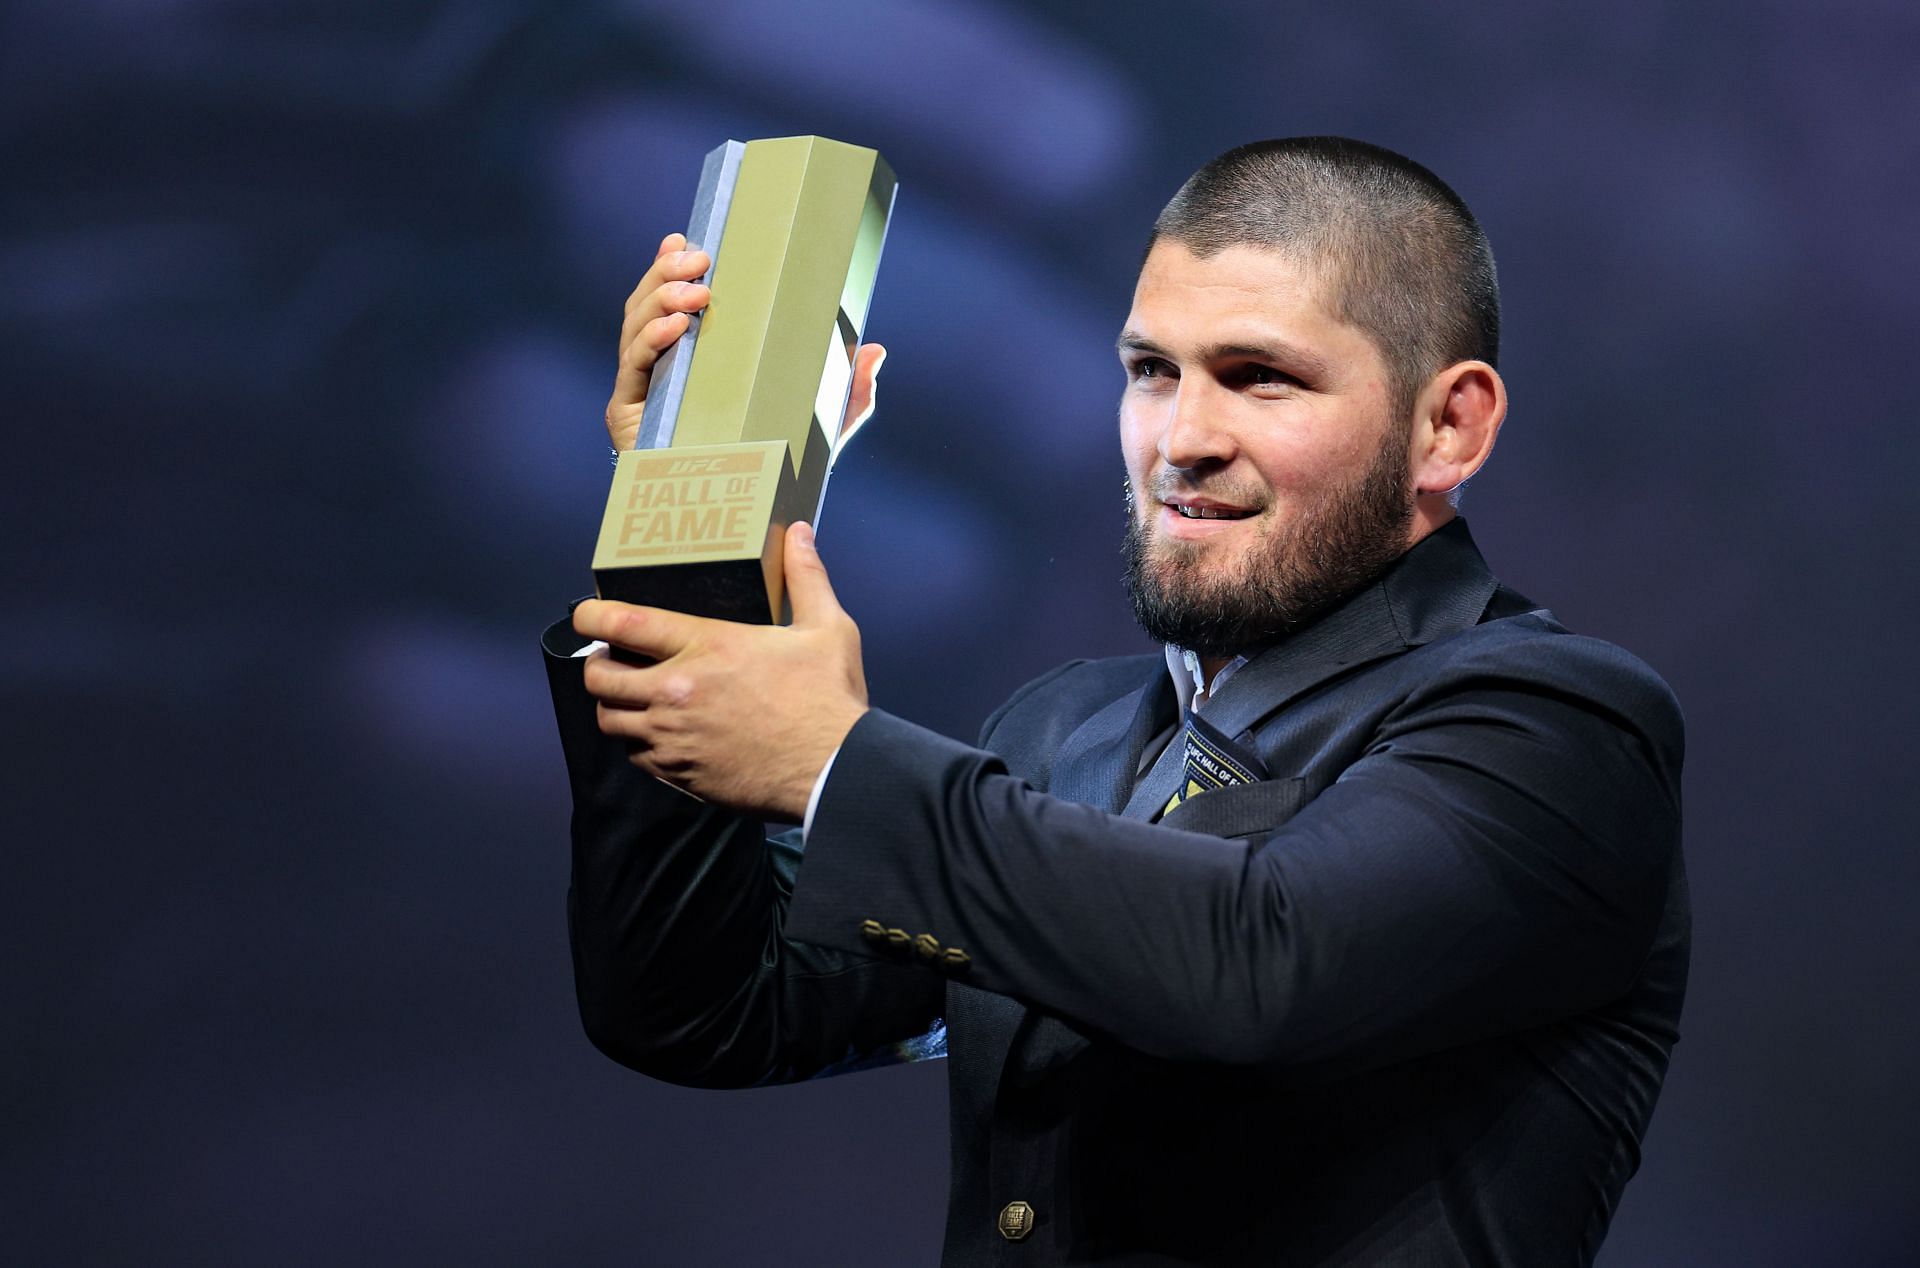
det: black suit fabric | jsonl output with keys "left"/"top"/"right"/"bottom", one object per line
{"left": 543, "top": 519, "right": 1689, "bottom": 1267}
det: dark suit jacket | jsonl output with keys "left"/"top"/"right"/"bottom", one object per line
{"left": 543, "top": 519, "right": 1689, "bottom": 1267}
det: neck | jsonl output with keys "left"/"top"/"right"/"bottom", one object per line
{"left": 1408, "top": 497, "right": 1457, "bottom": 547}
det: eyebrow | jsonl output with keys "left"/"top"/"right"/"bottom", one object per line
{"left": 1116, "top": 330, "right": 1333, "bottom": 381}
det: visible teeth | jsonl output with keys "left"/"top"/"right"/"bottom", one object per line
{"left": 1176, "top": 505, "right": 1243, "bottom": 519}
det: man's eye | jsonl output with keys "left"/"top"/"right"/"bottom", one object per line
{"left": 1133, "top": 358, "right": 1170, "bottom": 379}
{"left": 1248, "top": 365, "right": 1292, "bottom": 386}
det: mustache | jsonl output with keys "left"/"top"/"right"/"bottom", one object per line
{"left": 1136, "top": 473, "right": 1271, "bottom": 511}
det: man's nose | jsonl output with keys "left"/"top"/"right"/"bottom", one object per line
{"left": 1158, "top": 380, "right": 1235, "bottom": 470}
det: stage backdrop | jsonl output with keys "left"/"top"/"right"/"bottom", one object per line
{"left": 5, "top": 2, "right": 1915, "bottom": 1263}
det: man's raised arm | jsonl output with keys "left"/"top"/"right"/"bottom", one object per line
{"left": 543, "top": 237, "right": 934, "bottom": 1087}
{"left": 544, "top": 619, "right": 943, "bottom": 1086}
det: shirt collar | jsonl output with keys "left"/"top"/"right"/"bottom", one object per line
{"left": 1164, "top": 644, "right": 1249, "bottom": 714}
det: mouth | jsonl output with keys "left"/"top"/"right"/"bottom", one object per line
{"left": 1152, "top": 496, "right": 1260, "bottom": 541}
{"left": 1163, "top": 499, "right": 1256, "bottom": 521}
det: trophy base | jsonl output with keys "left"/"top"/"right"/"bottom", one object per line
{"left": 595, "top": 554, "right": 783, "bottom": 626}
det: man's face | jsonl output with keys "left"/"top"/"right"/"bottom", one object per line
{"left": 1119, "top": 239, "right": 1417, "bottom": 657}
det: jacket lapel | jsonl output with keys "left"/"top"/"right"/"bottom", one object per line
{"left": 1047, "top": 670, "right": 1178, "bottom": 814}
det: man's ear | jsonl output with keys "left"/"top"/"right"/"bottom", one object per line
{"left": 1409, "top": 360, "right": 1506, "bottom": 497}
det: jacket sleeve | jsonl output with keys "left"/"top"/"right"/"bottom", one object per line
{"left": 544, "top": 616, "right": 944, "bottom": 1088}
{"left": 783, "top": 631, "right": 1684, "bottom": 1072}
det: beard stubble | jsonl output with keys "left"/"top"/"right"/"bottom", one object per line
{"left": 1123, "top": 429, "right": 1416, "bottom": 659}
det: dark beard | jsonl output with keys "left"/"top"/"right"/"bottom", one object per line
{"left": 1123, "top": 435, "right": 1415, "bottom": 659}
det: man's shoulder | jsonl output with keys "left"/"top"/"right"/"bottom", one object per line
{"left": 1403, "top": 608, "right": 1684, "bottom": 763}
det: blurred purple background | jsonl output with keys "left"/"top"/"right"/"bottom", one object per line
{"left": 6, "top": 2, "right": 1916, "bottom": 1263}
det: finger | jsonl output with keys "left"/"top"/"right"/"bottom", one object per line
{"left": 595, "top": 706, "right": 694, "bottom": 775}
{"left": 622, "top": 243, "right": 707, "bottom": 314}
{"left": 618, "top": 310, "right": 693, "bottom": 381}
{"left": 618, "top": 255, "right": 711, "bottom": 365}
{"left": 595, "top": 698, "right": 650, "bottom": 741}
{"left": 656, "top": 278, "right": 711, "bottom": 316}
{"left": 628, "top": 745, "right": 703, "bottom": 795}
{"left": 608, "top": 308, "right": 698, "bottom": 439}
{"left": 581, "top": 648, "right": 660, "bottom": 708}
{"left": 573, "top": 598, "right": 708, "bottom": 662}
{"left": 624, "top": 309, "right": 688, "bottom": 363}
{"left": 783, "top": 522, "right": 845, "bottom": 627}
{"left": 582, "top": 651, "right": 704, "bottom": 715}
{"left": 621, "top": 270, "right": 711, "bottom": 339}
{"left": 609, "top": 336, "right": 673, "bottom": 437}
{"left": 836, "top": 342, "right": 886, "bottom": 450}
{"left": 610, "top": 262, "right": 711, "bottom": 418}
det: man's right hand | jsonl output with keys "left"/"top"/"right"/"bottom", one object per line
{"left": 605, "top": 232, "right": 888, "bottom": 454}
{"left": 607, "top": 232, "right": 713, "bottom": 451}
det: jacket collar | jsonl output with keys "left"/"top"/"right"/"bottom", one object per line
{"left": 1046, "top": 666, "right": 1178, "bottom": 816}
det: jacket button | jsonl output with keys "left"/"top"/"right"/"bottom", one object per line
{"left": 913, "top": 932, "right": 941, "bottom": 960}
{"left": 940, "top": 947, "right": 971, "bottom": 972}
{"left": 998, "top": 1200, "right": 1035, "bottom": 1242}
{"left": 859, "top": 919, "right": 885, "bottom": 943}
{"left": 884, "top": 926, "right": 911, "bottom": 951}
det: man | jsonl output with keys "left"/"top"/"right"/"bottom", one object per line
{"left": 543, "top": 138, "right": 1688, "bottom": 1266}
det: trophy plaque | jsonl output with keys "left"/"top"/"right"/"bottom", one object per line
{"left": 592, "top": 135, "right": 896, "bottom": 624}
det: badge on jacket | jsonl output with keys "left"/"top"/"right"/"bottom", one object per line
{"left": 1160, "top": 711, "right": 1270, "bottom": 819}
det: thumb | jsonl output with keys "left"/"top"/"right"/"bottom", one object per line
{"left": 784, "top": 522, "right": 843, "bottom": 627}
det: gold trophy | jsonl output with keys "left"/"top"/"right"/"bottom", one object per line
{"left": 591, "top": 136, "right": 896, "bottom": 624}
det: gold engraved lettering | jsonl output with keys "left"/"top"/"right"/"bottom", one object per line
{"left": 606, "top": 448, "right": 773, "bottom": 560}
{"left": 676, "top": 507, "right": 723, "bottom": 541}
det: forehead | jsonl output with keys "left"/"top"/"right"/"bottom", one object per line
{"left": 1126, "top": 239, "right": 1365, "bottom": 360}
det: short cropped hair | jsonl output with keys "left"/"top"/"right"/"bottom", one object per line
{"left": 1151, "top": 137, "right": 1500, "bottom": 418}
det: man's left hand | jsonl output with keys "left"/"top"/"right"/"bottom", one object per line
{"left": 574, "top": 521, "right": 870, "bottom": 821}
